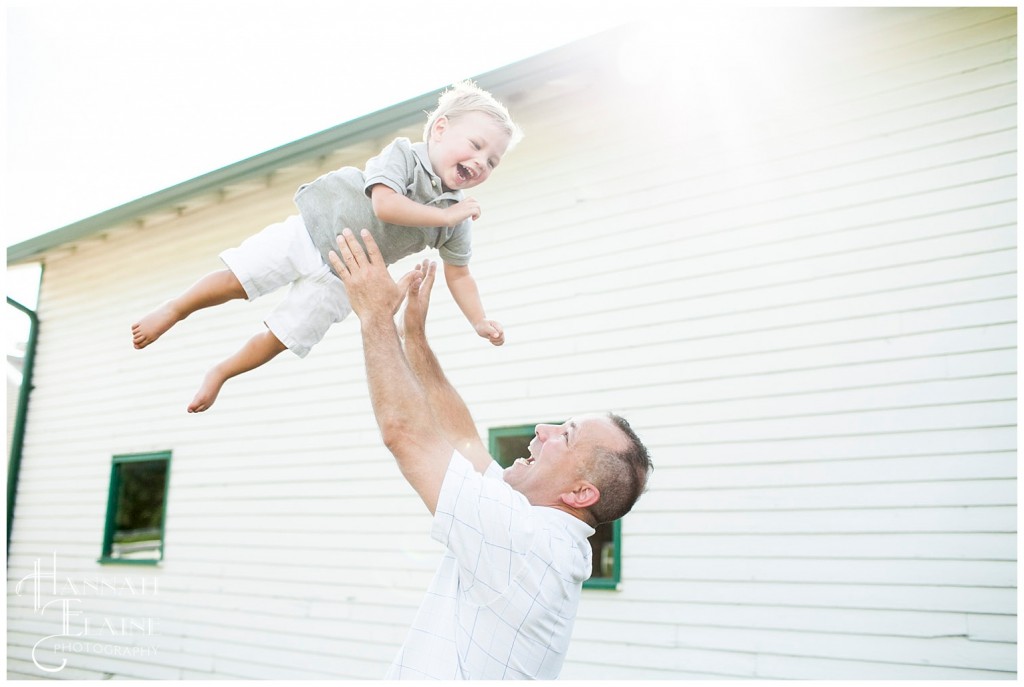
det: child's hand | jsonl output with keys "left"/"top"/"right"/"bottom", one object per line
{"left": 444, "top": 198, "right": 481, "bottom": 226}
{"left": 474, "top": 319, "right": 505, "bottom": 346}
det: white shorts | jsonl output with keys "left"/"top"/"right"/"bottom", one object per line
{"left": 219, "top": 214, "right": 351, "bottom": 358}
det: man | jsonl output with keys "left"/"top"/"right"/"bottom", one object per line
{"left": 329, "top": 228, "right": 653, "bottom": 680}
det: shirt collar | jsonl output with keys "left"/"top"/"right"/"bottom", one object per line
{"left": 546, "top": 507, "right": 597, "bottom": 540}
{"left": 411, "top": 141, "right": 463, "bottom": 200}
{"left": 411, "top": 141, "right": 434, "bottom": 175}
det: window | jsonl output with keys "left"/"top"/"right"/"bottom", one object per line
{"left": 100, "top": 452, "right": 171, "bottom": 564}
{"left": 488, "top": 424, "right": 622, "bottom": 589}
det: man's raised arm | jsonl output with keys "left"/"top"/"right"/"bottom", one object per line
{"left": 328, "top": 230, "right": 453, "bottom": 513}
{"left": 401, "top": 260, "right": 497, "bottom": 475}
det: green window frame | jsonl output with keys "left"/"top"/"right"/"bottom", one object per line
{"left": 488, "top": 424, "right": 622, "bottom": 590}
{"left": 99, "top": 452, "right": 171, "bottom": 565}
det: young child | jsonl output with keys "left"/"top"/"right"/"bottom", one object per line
{"left": 131, "top": 81, "right": 522, "bottom": 412}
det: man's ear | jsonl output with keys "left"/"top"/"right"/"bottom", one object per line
{"left": 561, "top": 481, "right": 600, "bottom": 510}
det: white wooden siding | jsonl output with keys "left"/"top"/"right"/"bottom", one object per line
{"left": 7, "top": 7, "right": 1015, "bottom": 680}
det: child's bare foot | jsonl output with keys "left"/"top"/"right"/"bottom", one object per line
{"left": 132, "top": 303, "right": 182, "bottom": 349}
{"left": 187, "top": 370, "right": 226, "bottom": 413}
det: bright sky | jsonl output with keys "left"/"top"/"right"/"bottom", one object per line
{"left": 2, "top": 0, "right": 647, "bottom": 350}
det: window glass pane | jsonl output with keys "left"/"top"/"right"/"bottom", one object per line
{"left": 591, "top": 522, "right": 616, "bottom": 579}
{"left": 492, "top": 435, "right": 526, "bottom": 468}
{"left": 108, "top": 458, "right": 168, "bottom": 561}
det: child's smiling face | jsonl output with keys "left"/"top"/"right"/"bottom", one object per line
{"left": 427, "top": 112, "right": 511, "bottom": 192}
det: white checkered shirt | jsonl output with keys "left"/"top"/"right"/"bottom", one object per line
{"left": 386, "top": 452, "right": 595, "bottom": 679}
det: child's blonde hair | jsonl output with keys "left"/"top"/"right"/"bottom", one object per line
{"left": 423, "top": 80, "right": 524, "bottom": 150}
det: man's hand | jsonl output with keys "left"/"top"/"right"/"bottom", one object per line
{"left": 403, "top": 260, "right": 438, "bottom": 340}
{"left": 329, "top": 228, "right": 419, "bottom": 319}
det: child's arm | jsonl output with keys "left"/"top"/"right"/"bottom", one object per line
{"left": 443, "top": 263, "right": 504, "bottom": 346}
{"left": 371, "top": 184, "right": 480, "bottom": 228}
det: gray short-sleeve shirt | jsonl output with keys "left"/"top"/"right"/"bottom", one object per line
{"left": 294, "top": 138, "right": 472, "bottom": 270}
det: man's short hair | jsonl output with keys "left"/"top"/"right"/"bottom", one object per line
{"left": 585, "top": 413, "right": 653, "bottom": 525}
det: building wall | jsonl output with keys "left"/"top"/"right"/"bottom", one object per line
{"left": 7, "top": 7, "right": 1016, "bottom": 680}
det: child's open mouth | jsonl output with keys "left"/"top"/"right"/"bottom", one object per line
{"left": 456, "top": 163, "right": 473, "bottom": 183}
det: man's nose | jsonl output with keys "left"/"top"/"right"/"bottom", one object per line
{"left": 535, "top": 424, "right": 556, "bottom": 440}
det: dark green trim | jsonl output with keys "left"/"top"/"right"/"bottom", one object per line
{"left": 582, "top": 520, "right": 623, "bottom": 590}
{"left": 110, "top": 451, "right": 174, "bottom": 464}
{"left": 95, "top": 558, "right": 162, "bottom": 567}
{"left": 7, "top": 26, "right": 626, "bottom": 265}
{"left": 6, "top": 296, "right": 40, "bottom": 558}
{"left": 99, "top": 451, "right": 172, "bottom": 565}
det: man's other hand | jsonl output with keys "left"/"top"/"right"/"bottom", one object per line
{"left": 329, "top": 228, "right": 419, "bottom": 319}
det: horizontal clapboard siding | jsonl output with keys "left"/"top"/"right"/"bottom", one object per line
{"left": 7, "top": 7, "right": 1015, "bottom": 680}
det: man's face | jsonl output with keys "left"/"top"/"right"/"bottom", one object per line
{"left": 502, "top": 414, "right": 625, "bottom": 507}
{"left": 427, "top": 112, "right": 511, "bottom": 192}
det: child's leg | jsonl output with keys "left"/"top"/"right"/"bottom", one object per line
{"left": 188, "top": 329, "right": 287, "bottom": 413}
{"left": 132, "top": 269, "right": 246, "bottom": 349}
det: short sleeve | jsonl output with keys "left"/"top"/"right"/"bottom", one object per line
{"left": 363, "top": 138, "right": 416, "bottom": 197}
{"left": 437, "top": 220, "right": 472, "bottom": 266}
{"left": 431, "top": 453, "right": 535, "bottom": 601}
